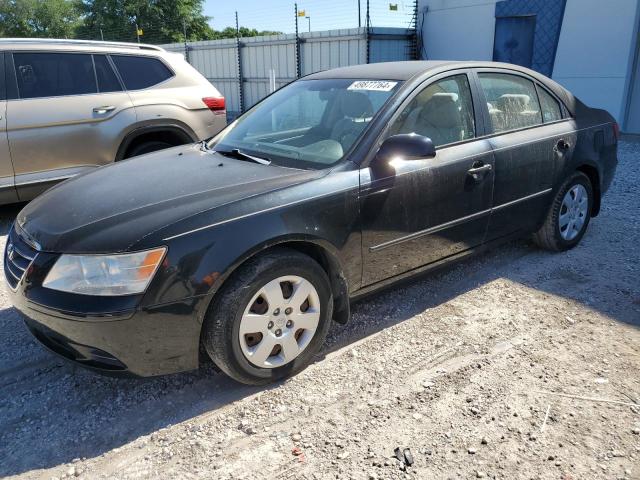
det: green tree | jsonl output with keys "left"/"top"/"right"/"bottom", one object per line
{"left": 0, "top": 0, "right": 283, "bottom": 44}
{"left": 0, "top": 0, "right": 81, "bottom": 38}
{"left": 75, "top": 0, "right": 216, "bottom": 43}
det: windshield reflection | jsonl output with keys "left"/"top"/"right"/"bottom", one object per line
{"left": 209, "top": 78, "right": 402, "bottom": 170}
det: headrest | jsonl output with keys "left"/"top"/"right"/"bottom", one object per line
{"left": 432, "top": 92, "right": 459, "bottom": 102}
{"left": 419, "top": 93, "right": 461, "bottom": 128}
{"left": 497, "top": 94, "right": 530, "bottom": 111}
{"left": 340, "top": 91, "right": 374, "bottom": 118}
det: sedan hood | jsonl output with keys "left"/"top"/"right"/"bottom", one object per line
{"left": 17, "top": 145, "right": 323, "bottom": 253}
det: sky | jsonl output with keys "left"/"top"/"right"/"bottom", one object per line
{"left": 202, "top": 0, "right": 415, "bottom": 34}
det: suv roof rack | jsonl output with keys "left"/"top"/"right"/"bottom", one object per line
{"left": 0, "top": 38, "right": 165, "bottom": 52}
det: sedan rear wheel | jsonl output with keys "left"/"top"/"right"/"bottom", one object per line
{"left": 202, "top": 249, "right": 333, "bottom": 385}
{"left": 558, "top": 184, "right": 589, "bottom": 241}
{"left": 533, "top": 171, "right": 593, "bottom": 251}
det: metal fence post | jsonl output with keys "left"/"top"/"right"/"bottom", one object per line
{"left": 183, "top": 19, "right": 191, "bottom": 64}
{"left": 409, "top": 0, "right": 419, "bottom": 60}
{"left": 235, "top": 11, "right": 245, "bottom": 114}
{"left": 294, "top": 3, "right": 302, "bottom": 78}
{"left": 365, "top": 0, "right": 371, "bottom": 64}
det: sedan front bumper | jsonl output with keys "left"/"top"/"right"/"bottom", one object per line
{"left": 5, "top": 227, "right": 203, "bottom": 377}
{"left": 13, "top": 298, "right": 202, "bottom": 377}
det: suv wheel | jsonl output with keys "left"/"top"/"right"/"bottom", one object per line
{"left": 533, "top": 171, "right": 593, "bottom": 251}
{"left": 202, "top": 249, "right": 333, "bottom": 385}
{"left": 125, "top": 140, "right": 173, "bottom": 158}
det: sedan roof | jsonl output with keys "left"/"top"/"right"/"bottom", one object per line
{"left": 304, "top": 60, "right": 566, "bottom": 81}
{"left": 305, "top": 60, "right": 579, "bottom": 117}
{"left": 305, "top": 61, "right": 456, "bottom": 81}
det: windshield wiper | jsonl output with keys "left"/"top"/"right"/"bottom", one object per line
{"left": 199, "top": 140, "right": 211, "bottom": 152}
{"left": 213, "top": 148, "right": 271, "bottom": 165}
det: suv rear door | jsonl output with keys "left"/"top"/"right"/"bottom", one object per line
{"left": 6, "top": 51, "right": 136, "bottom": 200}
{"left": 473, "top": 69, "right": 576, "bottom": 240}
{"left": 0, "top": 52, "right": 18, "bottom": 204}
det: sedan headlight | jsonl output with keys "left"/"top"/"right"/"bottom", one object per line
{"left": 43, "top": 247, "right": 167, "bottom": 296}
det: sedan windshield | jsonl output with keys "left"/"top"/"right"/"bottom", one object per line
{"left": 209, "top": 78, "right": 402, "bottom": 169}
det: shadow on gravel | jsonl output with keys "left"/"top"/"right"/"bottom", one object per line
{"left": 1, "top": 153, "right": 638, "bottom": 477}
{"left": 0, "top": 203, "right": 25, "bottom": 235}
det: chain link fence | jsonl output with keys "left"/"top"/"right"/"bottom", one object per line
{"left": 70, "top": 0, "right": 418, "bottom": 47}
{"left": 70, "top": 1, "right": 420, "bottom": 121}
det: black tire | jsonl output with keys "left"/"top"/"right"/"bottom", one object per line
{"left": 202, "top": 248, "right": 334, "bottom": 385}
{"left": 533, "top": 171, "right": 593, "bottom": 251}
{"left": 125, "top": 140, "right": 173, "bottom": 158}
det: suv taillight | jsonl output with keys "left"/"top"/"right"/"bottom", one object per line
{"left": 203, "top": 97, "right": 225, "bottom": 114}
{"left": 613, "top": 122, "right": 620, "bottom": 141}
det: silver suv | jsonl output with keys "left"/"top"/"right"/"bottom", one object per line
{"left": 0, "top": 39, "right": 227, "bottom": 204}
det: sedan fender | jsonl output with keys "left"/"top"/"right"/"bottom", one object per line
{"left": 136, "top": 170, "right": 363, "bottom": 326}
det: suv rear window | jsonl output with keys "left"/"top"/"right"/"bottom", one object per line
{"left": 111, "top": 55, "right": 173, "bottom": 90}
{"left": 14, "top": 52, "right": 97, "bottom": 99}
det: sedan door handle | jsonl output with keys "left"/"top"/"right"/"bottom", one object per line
{"left": 467, "top": 163, "right": 492, "bottom": 184}
{"left": 93, "top": 106, "right": 116, "bottom": 114}
{"left": 556, "top": 139, "right": 571, "bottom": 151}
{"left": 467, "top": 164, "right": 493, "bottom": 175}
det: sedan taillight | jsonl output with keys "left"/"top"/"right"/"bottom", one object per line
{"left": 613, "top": 122, "right": 620, "bottom": 141}
{"left": 203, "top": 97, "right": 226, "bottom": 114}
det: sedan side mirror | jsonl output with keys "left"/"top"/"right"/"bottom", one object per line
{"left": 375, "top": 134, "right": 436, "bottom": 165}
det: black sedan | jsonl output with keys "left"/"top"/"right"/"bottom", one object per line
{"left": 5, "top": 61, "right": 618, "bottom": 385}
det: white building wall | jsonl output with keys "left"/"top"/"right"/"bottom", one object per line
{"left": 418, "top": 0, "right": 640, "bottom": 130}
{"left": 419, "top": 0, "right": 499, "bottom": 61}
{"left": 552, "top": 0, "right": 640, "bottom": 125}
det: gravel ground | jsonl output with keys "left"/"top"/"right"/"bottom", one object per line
{"left": 1, "top": 141, "right": 639, "bottom": 480}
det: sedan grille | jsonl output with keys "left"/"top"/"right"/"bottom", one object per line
{"left": 4, "top": 227, "right": 38, "bottom": 290}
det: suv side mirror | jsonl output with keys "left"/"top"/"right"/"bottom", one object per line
{"left": 375, "top": 134, "right": 436, "bottom": 165}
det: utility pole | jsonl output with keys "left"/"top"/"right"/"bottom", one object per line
{"left": 306, "top": 16, "right": 310, "bottom": 32}
{"left": 358, "top": 0, "right": 361, "bottom": 28}
{"left": 100, "top": 28, "right": 104, "bottom": 41}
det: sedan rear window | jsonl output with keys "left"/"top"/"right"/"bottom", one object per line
{"left": 111, "top": 55, "right": 173, "bottom": 90}
{"left": 538, "top": 86, "right": 563, "bottom": 123}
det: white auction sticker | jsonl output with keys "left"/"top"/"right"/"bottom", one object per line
{"left": 347, "top": 80, "right": 397, "bottom": 92}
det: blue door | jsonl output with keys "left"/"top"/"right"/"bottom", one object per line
{"left": 493, "top": 15, "right": 536, "bottom": 68}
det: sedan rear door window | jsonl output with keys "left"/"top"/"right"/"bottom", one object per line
{"left": 14, "top": 52, "right": 97, "bottom": 99}
{"left": 478, "top": 73, "right": 543, "bottom": 133}
{"left": 111, "top": 55, "right": 173, "bottom": 90}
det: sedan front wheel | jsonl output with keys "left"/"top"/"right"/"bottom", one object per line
{"left": 202, "top": 249, "right": 333, "bottom": 385}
